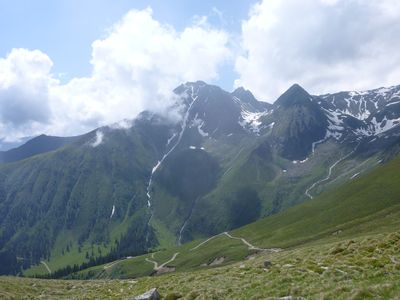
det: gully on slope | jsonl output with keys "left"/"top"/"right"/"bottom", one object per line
{"left": 145, "top": 86, "right": 200, "bottom": 243}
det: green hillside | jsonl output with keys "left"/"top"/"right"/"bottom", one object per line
{"left": 1, "top": 82, "right": 399, "bottom": 276}
{"left": 61, "top": 155, "right": 400, "bottom": 281}
{"left": 3, "top": 231, "right": 400, "bottom": 299}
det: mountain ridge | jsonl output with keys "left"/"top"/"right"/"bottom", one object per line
{"left": 0, "top": 80, "right": 399, "bottom": 275}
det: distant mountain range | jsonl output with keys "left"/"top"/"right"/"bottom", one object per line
{"left": 0, "top": 81, "right": 399, "bottom": 275}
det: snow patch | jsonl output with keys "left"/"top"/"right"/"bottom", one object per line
{"left": 239, "top": 110, "right": 264, "bottom": 134}
{"left": 167, "top": 133, "right": 178, "bottom": 146}
{"left": 234, "top": 95, "right": 271, "bottom": 134}
{"left": 293, "top": 158, "right": 309, "bottom": 164}
{"left": 386, "top": 100, "right": 400, "bottom": 107}
{"left": 371, "top": 116, "right": 400, "bottom": 135}
{"left": 376, "top": 87, "right": 391, "bottom": 97}
{"left": 326, "top": 130, "right": 343, "bottom": 140}
{"left": 354, "top": 127, "right": 373, "bottom": 137}
{"left": 110, "top": 205, "right": 115, "bottom": 219}
{"left": 191, "top": 114, "right": 209, "bottom": 137}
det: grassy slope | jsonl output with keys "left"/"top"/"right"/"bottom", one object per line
{"left": 2, "top": 231, "right": 400, "bottom": 299}
{"left": 234, "top": 155, "right": 400, "bottom": 248}
{"left": 71, "top": 234, "right": 252, "bottom": 280}
{"left": 65, "top": 155, "right": 400, "bottom": 281}
{"left": 0, "top": 126, "right": 160, "bottom": 276}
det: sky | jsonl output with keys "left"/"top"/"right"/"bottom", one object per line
{"left": 1, "top": 0, "right": 400, "bottom": 141}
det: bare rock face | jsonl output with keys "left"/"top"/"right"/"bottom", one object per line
{"left": 134, "top": 288, "right": 160, "bottom": 300}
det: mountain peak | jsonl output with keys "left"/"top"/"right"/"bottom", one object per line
{"left": 232, "top": 87, "right": 256, "bottom": 103}
{"left": 274, "top": 83, "right": 312, "bottom": 107}
{"left": 232, "top": 87, "right": 272, "bottom": 111}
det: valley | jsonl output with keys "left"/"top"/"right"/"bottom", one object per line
{"left": 0, "top": 81, "right": 399, "bottom": 299}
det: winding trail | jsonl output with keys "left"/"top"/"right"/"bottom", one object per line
{"left": 190, "top": 232, "right": 281, "bottom": 253}
{"left": 101, "top": 231, "right": 282, "bottom": 273}
{"left": 223, "top": 232, "right": 273, "bottom": 251}
{"left": 40, "top": 261, "right": 51, "bottom": 274}
{"left": 223, "top": 232, "right": 280, "bottom": 252}
{"left": 144, "top": 231, "right": 280, "bottom": 272}
{"left": 145, "top": 252, "right": 180, "bottom": 271}
{"left": 189, "top": 233, "right": 224, "bottom": 251}
{"left": 305, "top": 143, "right": 360, "bottom": 199}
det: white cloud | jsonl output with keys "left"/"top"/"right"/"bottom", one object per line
{"left": 2, "top": 3, "right": 400, "bottom": 141}
{"left": 0, "top": 49, "right": 58, "bottom": 141}
{"left": 0, "top": 8, "right": 231, "bottom": 141}
{"left": 235, "top": 0, "right": 400, "bottom": 102}
{"left": 90, "top": 130, "right": 104, "bottom": 148}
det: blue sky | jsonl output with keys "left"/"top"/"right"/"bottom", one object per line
{"left": 0, "top": 0, "right": 254, "bottom": 89}
{"left": 1, "top": 0, "right": 400, "bottom": 141}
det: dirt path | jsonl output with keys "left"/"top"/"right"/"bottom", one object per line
{"left": 40, "top": 261, "right": 51, "bottom": 274}
{"left": 190, "top": 231, "right": 281, "bottom": 253}
{"left": 146, "top": 252, "right": 179, "bottom": 271}
{"left": 305, "top": 143, "right": 359, "bottom": 199}
{"left": 223, "top": 232, "right": 281, "bottom": 252}
{"left": 189, "top": 232, "right": 225, "bottom": 251}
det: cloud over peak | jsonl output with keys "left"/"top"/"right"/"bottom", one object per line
{"left": 234, "top": 0, "right": 400, "bottom": 102}
{"left": 1, "top": 1, "right": 400, "bottom": 141}
{"left": 0, "top": 8, "right": 231, "bottom": 141}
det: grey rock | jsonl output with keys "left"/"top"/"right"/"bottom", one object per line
{"left": 135, "top": 288, "right": 160, "bottom": 300}
{"left": 263, "top": 260, "right": 272, "bottom": 268}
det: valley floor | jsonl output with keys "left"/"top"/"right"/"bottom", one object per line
{"left": 2, "top": 231, "right": 400, "bottom": 299}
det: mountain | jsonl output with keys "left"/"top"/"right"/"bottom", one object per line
{"left": 0, "top": 134, "right": 81, "bottom": 163}
{"left": 64, "top": 153, "right": 400, "bottom": 281}
{"left": 269, "top": 84, "right": 329, "bottom": 160}
{"left": 0, "top": 136, "right": 32, "bottom": 151}
{"left": 0, "top": 81, "right": 399, "bottom": 276}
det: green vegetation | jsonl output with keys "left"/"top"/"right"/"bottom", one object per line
{"left": 71, "top": 233, "right": 251, "bottom": 280}
{"left": 234, "top": 155, "right": 400, "bottom": 248}
{"left": 69, "top": 155, "right": 400, "bottom": 281}
{"left": 0, "top": 124, "right": 163, "bottom": 275}
{"left": 1, "top": 80, "right": 399, "bottom": 277}
{"left": 1, "top": 231, "right": 400, "bottom": 299}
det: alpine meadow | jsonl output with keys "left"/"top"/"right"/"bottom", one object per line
{"left": 0, "top": 1, "right": 400, "bottom": 299}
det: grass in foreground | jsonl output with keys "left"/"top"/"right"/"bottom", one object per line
{"left": 1, "top": 231, "right": 400, "bottom": 299}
